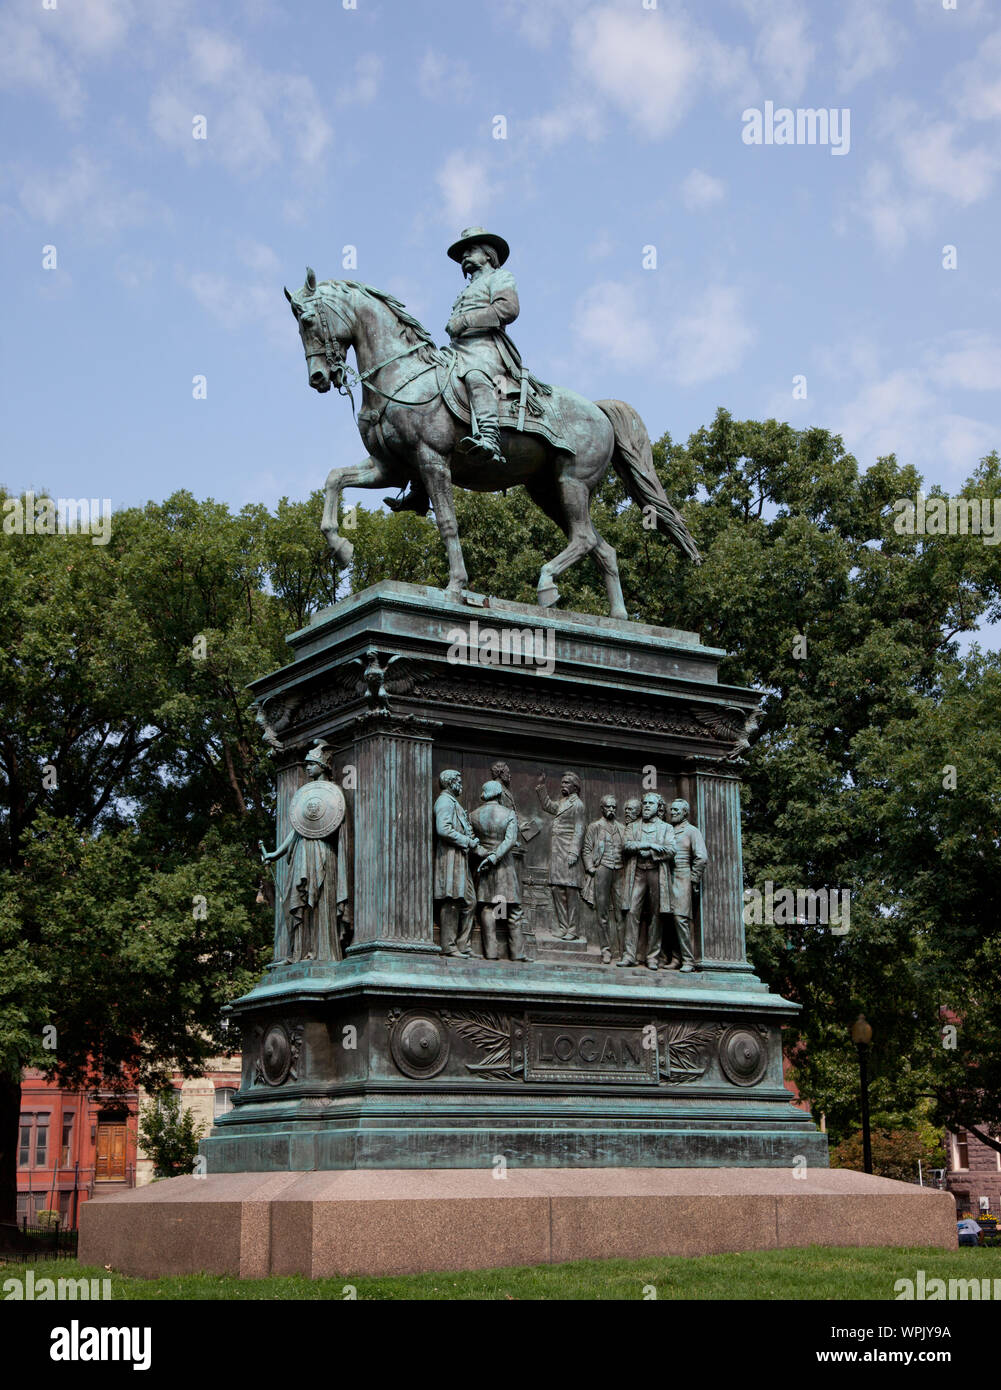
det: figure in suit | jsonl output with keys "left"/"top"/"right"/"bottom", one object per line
{"left": 582, "top": 795, "right": 625, "bottom": 963}
{"left": 470, "top": 781, "right": 528, "bottom": 961}
{"left": 618, "top": 793, "right": 675, "bottom": 970}
{"left": 535, "top": 770, "right": 586, "bottom": 940}
{"left": 433, "top": 769, "right": 479, "bottom": 956}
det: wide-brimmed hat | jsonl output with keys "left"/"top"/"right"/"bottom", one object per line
{"left": 447, "top": 226, "right": 510, "bottom": 265}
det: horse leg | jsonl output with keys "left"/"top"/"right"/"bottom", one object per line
{"left": 589, "top": 532, "right": 628, "bottom": 621}
{"left": 418, "top": 452, "right": 469, "bottom": 599}
{"left": 322, "top": 456, "right": 406, "bottom": 568}
{"left": 531, "top": 476, "right": 602, "bottom": 612}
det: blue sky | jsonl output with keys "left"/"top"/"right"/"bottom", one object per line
{"left": 2, "top": 0, "right": 1000, "bottom": 535}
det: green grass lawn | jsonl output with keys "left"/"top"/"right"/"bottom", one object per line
{"left": 5, "top": 1245, "right": 998, "bottom": 1300}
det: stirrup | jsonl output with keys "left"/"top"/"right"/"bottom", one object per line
{"left": 456, "top": 432, "right": 504, "bottom": 465}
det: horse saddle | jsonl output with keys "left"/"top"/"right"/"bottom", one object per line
{"left": 436, "top": 350, "right": 575, "bottom": 456}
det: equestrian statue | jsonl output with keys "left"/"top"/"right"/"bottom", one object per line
{"left": 285, "top": 226, "right": 700, "bottom": 620}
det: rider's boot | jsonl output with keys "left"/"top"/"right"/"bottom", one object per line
{"left": 459, "top": 374, "right": 505, "bottom": 466}
{"left": 384, "top": 483, "right": 431, "bottom": 515}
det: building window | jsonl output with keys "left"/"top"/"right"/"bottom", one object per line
{"left": 954, "top": 1130, "right": 970, "bottom": 1170}
{"left": 18, "top": 1115, "right": 51, "bottom": 1168}
{"left": 213, "top": 1087, "right": 236, "bottom": 1119}
{"left": 60, "top": 1115, "right": 74, "bottom": 1167}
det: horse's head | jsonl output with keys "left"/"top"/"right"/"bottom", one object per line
{"left": 284, "top": 267, "right": 350, "bottom": 394}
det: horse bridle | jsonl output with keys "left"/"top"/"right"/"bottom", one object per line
{"left": 300, "top": 288, "right": 450, "bottom": 418}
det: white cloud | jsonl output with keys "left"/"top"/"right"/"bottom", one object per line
{"left": 680, "top": 169, "right": 725, "bottom": 211}
{"left": 17, "top": 152, "right": 153, "bottom": 238}
{"left": 0, "top": 8, "right": 85, "bottom": 118}
{"left": 569, "top": 8, "right": 750, "bottom": 140}
{"left": 950, "top": 30, "right": 1001, "bottom": 122}
{"left": 177, "top": 259, "right": 289, "bottom": 347}
{"left": 846, "top": 103, "right": 1000, "bottom": 250}
{"left": 337, "top": 54, "right": 383, "bottom": 108}
{"left": 830, "top": 338, "right": 1001, "bottom": 478}
{"left": 150, "top": 28, "right": 332, "bottom": 176}
{"left": 846, "top": 160, "right": 930, "bottom": 252}
{"left": 835, "top": 0, "right": 906, "bottom": 88}
{"left": 572, "top": 282, "right": 659, "bottom": 370}
{"left": 665, "top": 285, "right": 755, "bottom": 386}
{"left": 418, "top": 49, "right": 473, "bottom": 103}
{"left": 739, "top": 0, "right": 815, "bottom": 98}
{"left": 926, "top": 332, "right": 1001, "bottom": 393}
{"left": 571, "top": 279, "right": 754, "bottom": 385}
{"left": 896, "top": 118, "right": 999, "bottom": 205}
{"left": 435, "top": 151, "right": 496, "bottom": 227}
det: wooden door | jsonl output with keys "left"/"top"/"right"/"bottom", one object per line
{"left": 95, "top": 1122, "right": 127, "bottom": 1180}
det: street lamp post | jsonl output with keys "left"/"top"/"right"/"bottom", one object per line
{"left": 851, "top": 1014, "right": 873, "bottom": 1175}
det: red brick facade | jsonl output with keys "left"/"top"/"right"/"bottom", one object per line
{"left": 943, "top": 1127, "right": 1001, "bottom": 1217}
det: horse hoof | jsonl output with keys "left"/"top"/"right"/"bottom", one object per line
{"left": 328, "top": 538, "right": 354, "bottom": 568}
{"left": 537, "top": 583, "right": 559, "bottom": 608}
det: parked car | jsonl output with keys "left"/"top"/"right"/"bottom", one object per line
{"left": 958, "top": 1219, "right": 983, "bottom": 1247}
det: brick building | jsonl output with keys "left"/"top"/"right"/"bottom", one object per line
{"left": 943, "top": 1126, "right": 1001, "bottom": 1217}
{"left": 17, "top": 1057, "right": 240, "bottom": 1227}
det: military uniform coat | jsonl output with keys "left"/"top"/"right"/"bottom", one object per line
{"left": 433, "top": 790, "right": 476, "bottom": 900}
{"left": 668, "top": 821, "right": 708, "bottom": 917}
{"left": 447, "top": 267, "right": 523, "bottom": 386}
{"left": 469, "top": 801, "right": 521, "bottom": 905}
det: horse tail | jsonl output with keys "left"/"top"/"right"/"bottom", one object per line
{"left": 595, "top": 399, "right": 702, "bottom": 565}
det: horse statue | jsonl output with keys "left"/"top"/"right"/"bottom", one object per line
{"left": 285, "top": 266, "right": 700, "bottom": 620}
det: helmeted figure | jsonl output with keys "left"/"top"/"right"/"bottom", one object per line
{"left": 618, "top": 793, "right": 675, "bottom": 970}
{"left": 582, "top": 796, "right": 625, "bottom": 964}
{"left": 445, "top": 226, "right": 523, "bottom": 468}
{"left": 535, "top": 770, "right": 586, "bottom": 940}
{"left": 470, "top": 781, "right": 528, "bottom": 961}
{"left": 433, "top": 769, "right": 479, "bottom": 956}
{"left": 261, "top": 740, "right": 349, "bottom": 963}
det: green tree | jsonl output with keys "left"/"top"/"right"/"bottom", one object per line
{"left": 0, "top": 489, "right": 333, "bottom": 1222}
{"left": 138, "top": 1090, "right": 207, "bottom": 1179}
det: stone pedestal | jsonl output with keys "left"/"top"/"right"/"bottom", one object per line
{"left": 200, "top": 581, "right": 826, "bottom": 1173}
{"left": 79, "top": 1169, "right": 957, "bottom": 1278}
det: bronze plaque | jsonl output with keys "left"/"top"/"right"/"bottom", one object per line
{"left": 524, "top": 1021, "right": 658, "bottom": 1084}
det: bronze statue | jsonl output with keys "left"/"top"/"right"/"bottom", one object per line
{"left": 618, "top": 792, "right": 674, "bottom": 970}
{"left": 582, "top": 795, "right": 625, "bottom": 964}
{"left": 260, "top": 740, "right": 348, "bottom": 963}
{"left": 286, "top": 241, "right": 701, "bottom": 620}
{"left": 535, "top": 771, "right": 586, "bottom": 940}
{"left": 623, "top": 797, "right": 642, "bottom": 826}
{"left": 433, "top": 769, "right": 479, "bottom": 957}
{"left": 664, "top": 798, "right": 707, "bottom": 973}
{"left": 489, "top": 760, "right": 530, "bottom": 948}
{"left": 470, "top": 780, "right": 528, "bottom": 961}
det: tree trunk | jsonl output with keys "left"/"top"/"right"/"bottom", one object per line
{"left": 0, "top": 1071, "right": 22, "bottom": 1225}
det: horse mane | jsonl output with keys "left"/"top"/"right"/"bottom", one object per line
{"left": 322, "top": 279, "right": 438, "bottom": 353}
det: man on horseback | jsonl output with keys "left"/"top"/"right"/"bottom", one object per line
{"left": 444, "top": 225, "right": 523, "bottom": 468}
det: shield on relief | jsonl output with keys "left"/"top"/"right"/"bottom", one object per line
{"left": 289, "top": 780, "right": 345, "bottom": 838}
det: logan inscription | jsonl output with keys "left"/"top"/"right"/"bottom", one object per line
{"left": 525, "top": 1022, "right": 658, "bottom": 1084}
